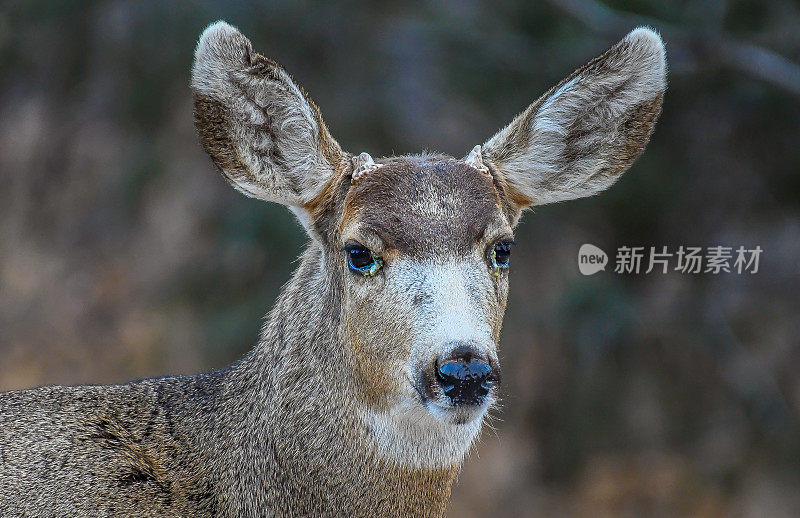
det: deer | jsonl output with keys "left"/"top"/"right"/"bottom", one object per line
{"left": 0, "top": 21, "right": 666, "bottom": 517}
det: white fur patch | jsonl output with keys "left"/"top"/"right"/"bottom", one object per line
{"left": 397, "top": 258, "right": 497, "bottom": 363}
{"left": 364, "top": 396, "right": 486, "bottom": 469}
{"left": 363, "top": 257, "right": 498, "bottom": 468}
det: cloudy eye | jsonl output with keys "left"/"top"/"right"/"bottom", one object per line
{"left": 489, "top": 240, "right": 514, "bottom": 275}
{"left": 345, "top": 242, "right": 383, "bottom": 276}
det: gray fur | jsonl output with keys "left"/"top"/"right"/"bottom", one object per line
{"left": 0, "top": 21, "right": 666, "bottom": 517}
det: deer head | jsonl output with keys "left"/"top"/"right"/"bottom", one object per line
{"left": 191, "top": 22, "right": 666, "bottom": 468}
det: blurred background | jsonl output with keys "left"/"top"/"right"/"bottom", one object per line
{"left": 1, "top": 1, "right": 799, "bottom": 516}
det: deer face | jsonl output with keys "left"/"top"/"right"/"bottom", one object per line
{"left": 338, "top": 156, "right": 511, "bottom": 428}
{"left": 191, "top": 22, "right": 665, "bottom": 467}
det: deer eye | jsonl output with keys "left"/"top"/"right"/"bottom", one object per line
{"left": 489, "top": 240, "right": 514, "bottom": 276}
{"left": 345, "top": 242, "right": 383, "bottom": 276}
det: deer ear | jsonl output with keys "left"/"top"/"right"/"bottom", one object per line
{"left": 191, "top": 21, "right": 344, "bottom": 215}
{"left": 479, "top": 27, "right": 666, "bottom": 216}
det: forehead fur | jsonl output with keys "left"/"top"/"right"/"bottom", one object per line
{"left": 342, "top": 155, "right": 507, "bottom": 256}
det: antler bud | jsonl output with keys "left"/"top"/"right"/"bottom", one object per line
{"left": 465, "top": 145, "right": 491, "bottom": 176}
{"left": 351, "top": 152, "right": 384, "bottom": 183}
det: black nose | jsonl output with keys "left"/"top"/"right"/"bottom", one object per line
{"left": 435, "top": 348, "right": 498, "bottom": 406}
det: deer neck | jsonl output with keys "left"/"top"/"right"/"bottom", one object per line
{"left": 219, "top": 243, "right": 459, "bottom": 516}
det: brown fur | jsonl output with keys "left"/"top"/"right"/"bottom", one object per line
{"left": 194, "top": 94, "right": 249, "bottom": 181}
{"left": 342, "top": 155, "right": 505, "bottom": 257}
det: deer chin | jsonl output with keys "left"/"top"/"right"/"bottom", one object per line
{"left": 363, "top": 390, "right": 488, "bottom": 469}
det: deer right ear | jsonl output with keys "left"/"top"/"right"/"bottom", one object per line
{"left": 478, "top": 27, "right": 666, "bottom": 221}
{"left": 191, "top": 21, "right": 344, "bottom": 216}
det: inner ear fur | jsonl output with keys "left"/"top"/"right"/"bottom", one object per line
{"left": 479, "top": 27, "right": 667, "bottom": 219}
{"left": 191, "top": 21, "right": 345, "bottom": 213}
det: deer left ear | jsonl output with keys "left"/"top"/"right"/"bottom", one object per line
{"left": 477, "top": 27, "right": 666, "bottom": 219}
{"left": 191, "top": 21, "right": 345, "bottom": 234}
